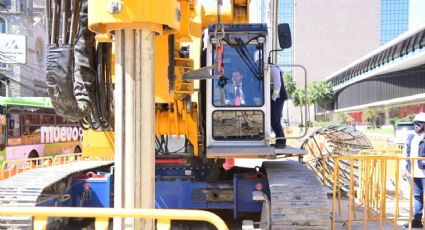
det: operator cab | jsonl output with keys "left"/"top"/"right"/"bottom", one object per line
{"left": 205, "top": 23, "right": 305, "bottom": 158}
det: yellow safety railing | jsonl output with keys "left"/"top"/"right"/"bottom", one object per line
{"left": 0, "top": 207, "right": 228, "bottom": 230}
{"left": 0, "top": 156, "right": 53, "bottom": 179}
{"left": 82, "top": 155, "right": 115, "bottom": 161}
{"left": 320, "top": 153, "right": 425, "bottom": 230}
{"left": 1, "top": 153, "right": 114, "bottom": 180}
{"left": 360, "top": 148, "right": 402, "bottom": 155}
{"left": 52, "top": 153, "right": 114, "bottom": 163}
{"left": 52, "top": 153, "right": 84, "bottom": 165}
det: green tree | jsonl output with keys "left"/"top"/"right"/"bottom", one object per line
{"left": 389, "top": 117, "right": 399, "bottom": 133}
{"left": 283, "top": 73, "right": 296, "bottom": 98}
{"left": 308, "top": 80, "right": 334, "bottom": 121}
{"left": 307, "top": 82, "right": 318, "bottom": 121}
{"left": 407, "top": 114, "right": 416, "bottom": 121}
{"left": 337, "top": 112, "right": 354, "bottom": 125}
{"left": 292, "top": 88, "right": 307, "bottom": 126}
{"left": 346, "top": 114, "right": 355, "bottom": 124}
{"left": 398, "top": 114, "right": 415, "bottom": 123}
{"left": 283, "top": 73, "right": 296, "bottom": 127}
{"left": 362, "top": 107, "right": 378, "bottom": 128}
{"left": 337, "top": 112, "right": 348, "bottom": 124}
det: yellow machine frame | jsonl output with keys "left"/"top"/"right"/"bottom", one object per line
{"left": 84, "top": 0, "right": 250, "bottom": 158}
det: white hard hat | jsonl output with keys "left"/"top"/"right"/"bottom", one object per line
{"left": 413, "top": 112, "right": 425, "bottom": 122}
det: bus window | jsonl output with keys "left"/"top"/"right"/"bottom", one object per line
{"left": 21, "top": 114, "right": 41, "bottom": 144}
{"left": 23, "top": 126, "right": 41, "bottom": 145}
{"left": 24, "top": 114, "right": 40, "bottom": 126}
{"left": 56, "top": 115, "right": 67, "bottom": 125}
{"left": 68, "top": 120, "right": 79, "bottom": 125}
{"left": 8, "top": 113, "right": 22, "bottom": 146}
{"left": 8, "top": 113, "right": 21, "bottom": 137}
{"left": 40, "top": 114, "right": 54, "bottom": 125}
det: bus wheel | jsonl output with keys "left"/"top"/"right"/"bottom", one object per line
{"left": 74, "top": 146, "right": 82, "bottom": 153}
{"left": 28, "top": 150, "right": 39, "bottom": 158}
{"left": 74, "top": 146, "right": 82, "bottom": 161}
{"left": 28, "top": 150, "right": 39, "bottom": 166}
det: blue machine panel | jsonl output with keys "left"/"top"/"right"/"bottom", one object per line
{"left": 156, "top": 179, "right": 233, "bottom": 210}
{"left": 234, "top": 173, "right": 270, "bottom": 219}
{"left": 36, "top": 172, "right": 112, "bottom": 208}
{"left": 70, "top": 172, "right": 112, "bottom": 208}
{"left": 156, "top": 171, "right": 270, "bottom": 220}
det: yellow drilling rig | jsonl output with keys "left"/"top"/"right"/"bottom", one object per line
{"left": 0, "top": 0, "right": 332, "bottom": 229}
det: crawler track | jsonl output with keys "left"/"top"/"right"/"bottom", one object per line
{"left": 263, "top": 160, "right": 330, "bottom": 229}
{"left": 0, "top": 160, "right": 113, "bottom": 229}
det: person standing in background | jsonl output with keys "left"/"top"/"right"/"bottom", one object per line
{"left": 402, "top": 112, "right": 425, "bottom": 228}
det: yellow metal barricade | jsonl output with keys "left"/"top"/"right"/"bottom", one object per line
{"left": 0, "top": 156, "right": 53, "bottom": 179}
{"left": 52, "top": 153, "right": 83, "bottom": 165}
{"left": 0, "top": 207, "right": 228, "bottom": 230}
{"left": 52, "top": 153, "right": 114, "bottom": 164}
{"left": 1, "top": 153, "right": 115, "bottom": 180}
{"left": 320, "top": 152, "right": 425, "bottom": 230}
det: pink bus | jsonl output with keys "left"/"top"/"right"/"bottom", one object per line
{"left": 0, "top": 97, "right": 82, "bottom": 166}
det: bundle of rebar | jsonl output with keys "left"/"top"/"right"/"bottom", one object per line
{"left": 301, "top": 125, "right": 373, "bottom": 194}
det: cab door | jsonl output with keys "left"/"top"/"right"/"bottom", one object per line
{"left": 205, "top": 25, "right": 273, "bottom": 157}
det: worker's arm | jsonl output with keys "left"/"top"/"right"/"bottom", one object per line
{"left": 271, "top": 65, "right": 281, "bottom": 101}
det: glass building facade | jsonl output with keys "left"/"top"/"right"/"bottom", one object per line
{"left": 380, "top": 0, "right": 409, "bottom": 44}
{"left": 275, "top": 0, "right": 411, "bottom": 67}
{"left": 277, "top": 0, "right": 294, "bottom": 72}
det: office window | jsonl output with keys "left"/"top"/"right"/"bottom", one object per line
{"left": 380, "top": 0, "right": 409, "bottom": 44}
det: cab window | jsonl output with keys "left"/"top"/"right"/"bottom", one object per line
{"left": 212, "top": 110, "right": 264, "bottom": 140}
{"left": 212, "top": 43, "right": 264, "bottom": 107}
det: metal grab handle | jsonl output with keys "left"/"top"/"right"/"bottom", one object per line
{"left": 275, "top": 64, "right": 309, "bottom": 140}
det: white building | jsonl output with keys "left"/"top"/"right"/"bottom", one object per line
{"left": 0, "top": 0, "right": 47, "bottom": 96}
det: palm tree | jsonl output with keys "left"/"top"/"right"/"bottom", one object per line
{"left": 292, "top": 88, "right": 306, "bottom": 126}
{"left": 338, "top": 112, "right": 354, "bottom": 125}
{"left": 308, "top": 80, "right": 334, "bottom": 121}
{"left": 362, "top": 107, "right": 378, "bottom": 128}
{"left": 389, "top": 117, "right": 399, "bottom": 133}
{"left": 337, "top": 112, "right": 348, "bottom": 124}
{"left": 307, "top": 82, "right": 316, "bottom": 121}
{"left": 346, "top": 113, "right": 355, "bottom": 125}
{"left": 283, "top": 73, "right": 296, "bottom": 97}
{"left": 283, "top": 73, "right": 296, "bottom": 126}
